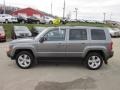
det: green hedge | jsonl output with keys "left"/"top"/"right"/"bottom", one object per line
{"left": 0, "top": 22, "right": 112, "bottom": 38}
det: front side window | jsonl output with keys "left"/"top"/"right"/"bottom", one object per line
{"left": 45, "top": 29, "right": 66, "bottom": 41}
{"left": 91, "top": 29, "right": 106, "bottom": 40}
{"left": 69, "top": 29, "right": 87, "bottom": 40}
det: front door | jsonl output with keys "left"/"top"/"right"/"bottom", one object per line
{"left": 37, "top": 28, "right": 66, "bottom": 57}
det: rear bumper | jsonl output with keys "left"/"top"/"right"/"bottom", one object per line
{"left": 110, "top": 51, "right": 114, "bottom": 58}
{"left": 107, "top": 51, "right": 114, "bottom": 60}
{"left": 12, "top": 20, "right": 18, "bottom": 22}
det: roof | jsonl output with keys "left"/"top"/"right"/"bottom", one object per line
{"left": 11, "top": 7, "right": 44, "bottom": 16}
{"left": 47, "top": 26, "right": 106, "bottom": 30}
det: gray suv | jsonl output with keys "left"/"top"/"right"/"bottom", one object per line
{"left": 7, "top": 26, "right": 113, "bottom": 70}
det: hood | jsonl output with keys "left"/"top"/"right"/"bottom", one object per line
{"left": 10, "top": 38, "right": 34, "bottom": 44}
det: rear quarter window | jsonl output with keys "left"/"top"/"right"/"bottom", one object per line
{"left": 91, "top": 29, "right": 106, "bottom": 40}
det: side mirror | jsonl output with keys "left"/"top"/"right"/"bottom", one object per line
{"left": 39, "top": 37, "right": 47, "bottom": 43}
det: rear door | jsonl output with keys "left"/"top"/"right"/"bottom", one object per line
{"left": 66, "top": 28, "right": 88, "bottom": 57}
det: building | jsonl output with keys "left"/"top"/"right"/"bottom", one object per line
{"left": 11, "top": 7, "right": 44, "bottom": 17}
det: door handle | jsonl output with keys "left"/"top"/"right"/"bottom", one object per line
{"left": 81, "top": 43, "right": 86, "bottom": 44}
{"left": 56, "top": 43, "right": 65, "bottom": 46}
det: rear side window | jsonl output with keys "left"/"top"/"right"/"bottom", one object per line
{"left": 91, "top": 29, "right": 106, "bottom": 40}
{"left": 69, "top": 29, "right": 87, "bottom": 40}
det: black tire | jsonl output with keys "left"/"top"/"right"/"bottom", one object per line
{"left": 21, "top": 20, "right": 25, "bottom": 24}
{"left": 15, "top": 51, "right": 34, "bottom": 69}
{"left": 3, "top": 39, "right": 6, "bottom": 42}
{"left": 36, "top": 21, "right": 40, "bottom": 24}
{"left": 84, "top": 52, "right": 103, "bottom": 70}
{"left": 49, "top": 21, "right": 53, "bottom": 24}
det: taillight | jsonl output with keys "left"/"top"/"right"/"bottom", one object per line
{"left": 108, "top": 42, "right": 113, "bottom": 51}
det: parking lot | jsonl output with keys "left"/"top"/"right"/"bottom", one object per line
{"left": 0, "top": 38, "right": 120, "bottom": 90}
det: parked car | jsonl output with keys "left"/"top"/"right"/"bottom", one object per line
{"left": 0, "top": 14, "right": 18, "bottom": 23}
{"left": 44, "top": 16, "right": 55, "bottom": 24}
{"left": 69, "top": 19, "right": 77, "bottom": 22}
{"left": 27, "top": 16, "right": 41, "bottom": 24}
{"left": 113, "top": 28, "right": 120, "bottom": 36}
{"left": 11, "top": 26, "right": 32, "bottom": 39}
{"left": 7, "top": 26, "right": 113, "bottom": 70}
{"left": 0, "top": 26, "right": 6, "bottom": 42}
{"left": 31, "top": 27, "right": 46, "bottom": 37}
{"left": 17, "top": 15, "right": 28, "bottom": 24}
{"left": 60, "top": 18, "right": 68, "bottom": 24}
{"left": 33, "top": 16, "right": 46, "bottom": 24}
{"left": 108, "top": 28, "right": 120, "bottom": 37}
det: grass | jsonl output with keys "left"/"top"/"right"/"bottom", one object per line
{"left": 0, "top": 22, "right": 113, "bottom": 38}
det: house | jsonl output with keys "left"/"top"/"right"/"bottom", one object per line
{"left": 11, "top": 7, "right": 44, "bottom": 18}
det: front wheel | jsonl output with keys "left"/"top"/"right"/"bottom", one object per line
{"left": 21, "top": 20, "right": 25, "bottom": 24}
{"left": 85, "top": 53, "right": 103, "bottom": 70}
{"left": 15, "top": 51, "right": 34, "bottom": 69}
{"left": 36, "top": 21, "right": 40, "bottom": 24}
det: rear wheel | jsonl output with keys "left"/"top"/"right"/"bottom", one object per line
{"left": 15, "top": 51, "right": 34, "bottom": 69}
{"left": 5, "top": 19, "right": 8, "bottom": 24}
{"left": 85, "top": 53, "right": 103, "bottom": 70}
{"left": 49, "top": 21, "right": 53, "bottom": 24}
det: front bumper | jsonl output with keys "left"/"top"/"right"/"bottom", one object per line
{"left": 7, "top": 50, "right": 14, "bottom": 60}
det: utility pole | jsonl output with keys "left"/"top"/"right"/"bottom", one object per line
{"left": 110, "top": 13, "right": 112, "bottom": 20}
{"left": 51, "top": 2, "right": 53, "bottom": 15}
{"left": 75, "top": 8, "right": 78, "bottom": 21}
{"left": 103, "top": 12, "right": 106, "bottom": 22}
{"left": 63, "top": 0, "right": 66, "bottom": 19}
{"left": 3, "top": 0, "right": 6, "bottom": 14}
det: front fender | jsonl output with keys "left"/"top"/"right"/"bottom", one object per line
{"left": 11, "top": 44, "right": 36, "bottom": 58}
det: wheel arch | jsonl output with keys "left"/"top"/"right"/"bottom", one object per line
{"left": 13, "top": 49, "right": 35, "bottom": 59}
{"left": 85, "top": 50, "right": 106, "bottom": 63}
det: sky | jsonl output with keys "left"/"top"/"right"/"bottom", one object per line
{"left": 0, "top": 0, "right": 120, "bottom": 21}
